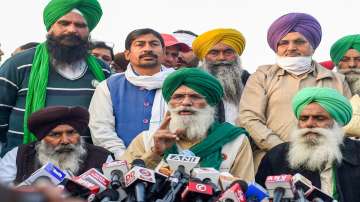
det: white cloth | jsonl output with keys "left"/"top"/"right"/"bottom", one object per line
{"left": 0, "top": 147, "right": 112, "bottom": 186}
{"left": 223, "top": 101, "right": 239, "bottom": 125}
{"left": 125, "top": 66, "right": 174, "bottom": 131}
{"left": 275, "top": 56, "right": 312, "bottom": 75}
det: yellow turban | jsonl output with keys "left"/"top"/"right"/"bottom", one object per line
{"left": 192, "top": 28, "right": 246, "bottom": 60}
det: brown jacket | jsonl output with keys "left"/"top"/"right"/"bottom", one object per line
{"left": 238, "top": 62, "right": 351, "bottom": 166}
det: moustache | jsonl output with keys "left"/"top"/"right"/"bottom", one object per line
{"left": 338, "top": 68, "right": 360, "bottom": 74}
{"left": 209, "top": 61, "right": 235, "bottom": 67}
{"left": 139, "top": 53, "right": 158, "bottom": 59}
{"left": 171, "top": 106, "right": 198, "bottom": 114}
{"left": 54, "top": 144, "right": 77, "bottom": 153}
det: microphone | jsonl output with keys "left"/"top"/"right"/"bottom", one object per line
{"left": 79, "top": 168, "right": 110, "bottom": 192}
{"left": 245, "top": 182, "right": 269, "bottom": 202}
{"left": 17, "top": 162, "right": 67, "bottom": 186}
{"left": 124, "top": 159, "right": 155, "bottom": 202}
{"left": 218, "top": 180, "right": 248, "bottom": 202}
{"left": 146, "top": 171, "right": 170, "bottom": 201}
{"left": 92, "top": 188, "right": 120, "bottom": 202}
{"left": 166, "top": 154, "right": 200, "bottom": 175}
{"left": 180, "top": 179, "right": 214, "bottom": 202}
{"left": 191, "top": 167, "right": 220, "bottom": 186}
{"left": 306, "top": 186, "right": 333, "bottom": 202}
{"left": 59, "top": 178, "right": 95, "bottom": 199}
{"left": 292, "top": 173, "right": 314, "bottom": 201}
{"left": 102, "top": 160, "right": 128, "bottom": 189}
{"left": 265, "top": 175, "right": 294, "bottom": 202}
{"left": 156, "top": 165, "right": 189, "bottom": 202}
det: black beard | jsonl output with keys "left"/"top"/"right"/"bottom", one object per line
{"left": 47, "top": 33, "right": 89, "bottom": 64}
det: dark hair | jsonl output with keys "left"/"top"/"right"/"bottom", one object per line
{"left": 90, "top": 41, "right": 114, "bottom": 60}
{"left": 19, "top": 42, "right": 40, "bottom": 50}
{"left": 111, "top": 52, "right": 129, "bottom": 73}
{"left": 173, "top": 30, "right": 198, "bottom": 37}
{"left": 125, "top": 28, "right": 164, "bottom": 50}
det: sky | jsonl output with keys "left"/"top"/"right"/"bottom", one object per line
{"left": 0, "top": 0, "right": 358, "bottom": 72}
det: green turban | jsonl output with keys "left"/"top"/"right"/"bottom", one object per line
{"left": 162, "top": 68, "right": 224, "bottom": 106}
{"left": 292, "top": 87, "right": 352, "bottom": 126}
{"left": 43, "top": 0, "right": 102, "bottom": 31}
{"left": 330, "top": 34, "right": 360, "bottom": 65}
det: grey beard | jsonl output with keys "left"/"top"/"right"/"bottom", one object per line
{"left": 168, "top": 105, "right": 215, "bottom": 141}
{"left": 338, "top": 68, "right": 360, "bottom": 95}
{"left": 287, "top": 122, "right": 344, "bottom": 171}
{"left": 201, "top": 57, "right": 244, "bottom": 105}
{"left": 35, "top": 139, "right": 87, "bottom": 175}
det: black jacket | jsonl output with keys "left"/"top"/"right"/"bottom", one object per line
{"left": 256, "top": 138, "right": 360, "bottom": 202}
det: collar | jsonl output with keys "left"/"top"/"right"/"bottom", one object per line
{"left": 276, "top": 60, "right": 334, "bottom": 80}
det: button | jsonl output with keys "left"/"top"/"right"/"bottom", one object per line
{"left": 143, "top": 119, "right": 149, "bottom": 124}
{"left": 144, "top": 102, "right": 150, "bottom": 107}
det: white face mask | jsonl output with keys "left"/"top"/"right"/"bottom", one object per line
{"left": 276, "top": 55, "right": 313, "bottom": 75}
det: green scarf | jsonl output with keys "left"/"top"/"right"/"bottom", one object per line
{"left": 164, "top": 122, "right": 248, "bottom": 169}
{"left": 23, "top": 43, "right": 106, "bottom": 143}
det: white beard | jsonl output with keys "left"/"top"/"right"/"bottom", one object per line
{"left": 288, "top": 122, "right": 344, "bottom": 171}
{"left": 338, "top": 68, "right": 360, "bottom": 95}
{"left": 36, "top": 139, "right": 87, "bottom": 174}
{"left": 201, "top": 57, "right": 244, "bottom": 105}
{"left": 168, "top": 105, "right": 215, "bottom": 140}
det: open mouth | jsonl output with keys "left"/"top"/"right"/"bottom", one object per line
{"left": 178, "top": 110, "right": 195, "bottom": 115}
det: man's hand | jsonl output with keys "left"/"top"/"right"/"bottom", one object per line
{"left": 152, "top": 115, "right": 184, "bottom": 156}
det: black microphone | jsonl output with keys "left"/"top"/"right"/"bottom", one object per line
{"left": 146, "top": 171, "right": 170, "bottom": 201}
{"left": 156, "top": 165, "right": 189, "bottom": 202}
{"left": 92, "top": 188, "right": 119, "bottom": 202}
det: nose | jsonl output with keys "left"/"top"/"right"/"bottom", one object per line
{"left": 66, "top": 24, "right": 78, "bottom": 34}
{"left": 217, "top": 52, "right": 226, "bottom": 61}
{"left": 60, "top": 134, "right": 70, "bottom": 145}
{"left": 348, "top": 59, "right": 356, "bottom": 68}
{"left": 181, "top": 95, "right": 193, "bottom": 106}
{"left": 304, "top": 117, "right": 317, "bottom": 128}
{"left": 288, "top": 42, "right": 297, "bottom": 51}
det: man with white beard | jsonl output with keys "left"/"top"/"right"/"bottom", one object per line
{"left": 192, "top": 28, "right": 250, "bottom": 124}
{"left": 238, "top": 13, "right": 351, "bottom": 169}
{"left": 256, "top": 87, "right": 360, "bottom": 202}
{"left": 331, "top": 34, "right": 360, "bottom": 95}
{"left": 0, "top": 106, "right": 112, "bottom": 186}
{"left": 120, "top": 68, "right": 254, "bottom": 181}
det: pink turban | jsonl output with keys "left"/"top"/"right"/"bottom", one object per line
{"left": 267, "top": 13, "right": 322, "bottom": 52}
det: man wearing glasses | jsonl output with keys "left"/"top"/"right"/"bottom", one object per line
{"left": 331, "top": 34, "right": 360, "bottom": 95}
{"left": 120, "top": 68, "right": 254, "bottom": 181}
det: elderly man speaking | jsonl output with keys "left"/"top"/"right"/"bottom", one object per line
{"left": 121, "top": 68, "right": 254, "bottom": 181}
{"left": 256, "top": 87, "right": 360, "bottom": 202}
{"left": 238, "top": 13, "right": 351, "bottom": 168}
{"left": 193, "top": 28, "right": 250, "bottom": 124}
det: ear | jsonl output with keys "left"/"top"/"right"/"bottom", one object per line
{"left": 124, "top": 50, "right": 130, "bottom": 60}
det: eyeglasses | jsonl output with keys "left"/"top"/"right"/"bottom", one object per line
{"left": 340, "top": 57, "right": 360, "bottom": 64}
{"left": 170, "top": 94, "right": 206, "bottom": 104}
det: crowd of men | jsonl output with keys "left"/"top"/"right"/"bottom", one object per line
{"left": 0, "top": 0, "right": 359, "bottom": 201}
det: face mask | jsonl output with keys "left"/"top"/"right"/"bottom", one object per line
{"left": 276, "top": 55, "right": 312, "bottom": 75}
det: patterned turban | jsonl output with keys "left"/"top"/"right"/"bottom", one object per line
{"left": 43, "top": 0, "right": 102, "bottom": 31}
{"left": 192, "top": 28, "right": 246, "bottom": 60}
{"left": 267, "top": 13, "right": 322, "bottom": 52}
{"left": 28, "top": 106, "right": 89, "bottom": 140}
{"left": 292, "top": 87, "right": 352, "bottom": 126}
{"left": 330, "top": 34, "right": 360, "bottom": 65}
{"left": 162, "top": 68, "right": 224, "bottom": 106}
